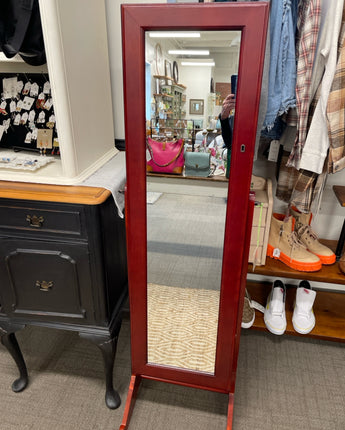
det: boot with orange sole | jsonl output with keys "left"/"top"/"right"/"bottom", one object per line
{"left": 267, "top": 213, "right": 322, "bottom": 272}
{"left": 290, "top": 207, "right": 336, "bottom": 265}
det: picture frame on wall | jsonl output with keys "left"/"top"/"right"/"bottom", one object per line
{"left": 189, "top": 99, "right": 204, "bottom": 115}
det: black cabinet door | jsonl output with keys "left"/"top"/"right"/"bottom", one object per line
{"left": 0, "top": 239, "right": 95, "bottom": 324}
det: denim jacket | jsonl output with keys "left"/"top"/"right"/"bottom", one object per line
{"left": 263, "top": 0, "right": 299, "bottom": 133}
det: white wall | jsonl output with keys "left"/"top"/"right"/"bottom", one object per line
{"left": 213, "top": 51, "right": 239, "bottom": 82}
{"left": 105, "top": 0, "right": 167, "bottom": 140}
{"left": 179, "top": 65, "right": 212, "bottom": 126}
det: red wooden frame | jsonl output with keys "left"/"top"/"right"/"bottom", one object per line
{"left": 121, "top": 3, "right": 269, "bottom": 429}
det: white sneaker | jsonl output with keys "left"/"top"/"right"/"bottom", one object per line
{"left": 264, "top": 280, "right": 287, "bottom": 335}
{"left": 292, "top": 280, "right": 316, "bottom": 334}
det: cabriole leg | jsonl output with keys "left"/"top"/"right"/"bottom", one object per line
{"left": 0, "top": 326, "right": 28, "bottom": 393}
{"left": 80, "top": 327, "right": 121, "bottom": 409}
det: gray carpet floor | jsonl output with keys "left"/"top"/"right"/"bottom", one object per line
{"left": 147, "top": 193, "right": 226, "bottom": 290}
{"left": 0, "top": 319, "right": 344, "bottom": 430}
{"left": 0, "top": 192, "right": 344, "bottom": 429}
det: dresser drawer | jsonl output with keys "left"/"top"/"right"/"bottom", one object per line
{"left": 0, "top": 202, "right": 85, "bottom": 238}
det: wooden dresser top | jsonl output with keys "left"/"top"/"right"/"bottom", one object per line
{"left": 0, "top": 181, "right": 111, "bottom": 205}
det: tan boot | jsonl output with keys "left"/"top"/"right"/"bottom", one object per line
{"left": 290, "top": 207, "right": 336, "bottom": 265}
{"left": 290, "top": 207, "right": 312, "bottom": 226}
{"left": 267, "top": 213, "right": 322, "bottom": 272}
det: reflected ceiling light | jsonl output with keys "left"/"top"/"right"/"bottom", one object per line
{"left": 148, "top": 32, "right": 200, "bottom": 38}
{"left": 168, "top": 49, "right": 209, "bottom": 56}
{"left": 181, "top": 61, "right": 215, "bottom": 66}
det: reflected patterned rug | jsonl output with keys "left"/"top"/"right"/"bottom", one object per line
{"left": 147, "top": 283, "right": 220, "bottom": 373}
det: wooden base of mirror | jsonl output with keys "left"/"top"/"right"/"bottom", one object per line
{"left": 119, "top": 375, "right": 235, "bottom": 430}
{"left": 119, "top": 375, "right": 142, "bottom": 430}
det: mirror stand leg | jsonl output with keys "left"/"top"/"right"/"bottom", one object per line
{"left": 119, "top": 374, "right": 142, "bottom": 430}
{"left": 79, "top": 327, "right": 121, "bottom": 410}
{"left": 226, "top": 393, "right": 234, "bottom": 430}
{"left": 0, "top": 327, "right": 28, "bottom": 393}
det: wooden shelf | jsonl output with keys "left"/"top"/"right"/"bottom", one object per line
{"left": 153, "top": 93, "right": 174, "bottom": 98}
{"left": 333, "top": 185, "right": 345, "bottom": 206}
{"left": 153, "top": 74, "right": 172, "bottom": 80}
{"left": 246, "top": 281, "right": 345, "bottom": 343}
{"left": 153, "top": 75, "right": 187, "bottom": 89}
{"left": 147, "top": 172, "right": 228, "bottom": 182}
{"left": 248, "top": 240, "right": 345, "bottom": 284}
{"left": 246, "top": 239, "right": 345, "bottom": 342}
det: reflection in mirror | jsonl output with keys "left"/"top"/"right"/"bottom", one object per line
{"left": 145, "top": 31, "right": 241, "bottom": 373}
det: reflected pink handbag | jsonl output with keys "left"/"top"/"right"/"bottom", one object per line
{"left": 146, "top": 137, "right": 184, "bottom": 175}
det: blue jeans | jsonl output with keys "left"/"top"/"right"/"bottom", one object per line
{"left": 263, "top": 0, "right": 299, "bottom": 131}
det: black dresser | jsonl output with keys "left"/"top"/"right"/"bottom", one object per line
{"left": 0, "top": 182, "right": 128, "bottom": 409}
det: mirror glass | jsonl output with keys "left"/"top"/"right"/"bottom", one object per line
{"left": 145, "top": 31, "right": 241, "bottom": 374}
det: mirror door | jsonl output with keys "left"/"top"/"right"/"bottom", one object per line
{"left": 122, "top": 2, "right": 269, "bottom": 394}
{"left": 145, "top": 30, "right": 241, "bottom": 374}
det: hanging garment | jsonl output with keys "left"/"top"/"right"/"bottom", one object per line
{"left": 284, "top": 94, "right": 325, "bottom": 213}
{"left": 0, "top": 0, "right": 32, "bottom": 58}
{"left": 251, "top": 0, "right": 271, "bottom": 160}
{"left": 0, "top": 0, "right": 46, "bottom": 66}
{"left": 286, "top": 0, "right": 321, "bottom": 169}
{"left": 277, "top": 79, "right": 324, "bottom": 211}
{"left": 297, "top": 0, "right": 345, "bottom": 174}
{"left": 281, "top": 0, "right": 344, "bottom": 214}
{"left": 327, "top": 7, "right": 345, "bottom": 174}
{"left": 276, "top": 1, "right": 320, "bottom": 206}
{"left": 262, "top": 0, "right": 299, "bottom": 134}
{"left": 289, "top": 164, "right": 327, "bottom": 214}
{"left": 275, "top": 150, "right": 300, "bottom": 204}
{"left": 220, "top": 115, "right": 234, "bottom": 149}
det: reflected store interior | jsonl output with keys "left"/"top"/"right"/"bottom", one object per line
{"left": 145, "top": 30, "right": 241, "bottom": 374}
{"left": 146, "top": 30, "right": 241, "bottom": 169}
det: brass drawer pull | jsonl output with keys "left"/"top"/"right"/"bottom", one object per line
{"left": 35, "top": 280, "right": 53, "bottom": 292}
{"left": 26, "top": 215, "right": 44, "bottom": 228}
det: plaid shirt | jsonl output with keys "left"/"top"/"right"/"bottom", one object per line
{"left": 276, "top": 149, "right": 327, "bottom": 214}
{"left": 289, "top": 166, "right": 327, "bottom": 214}
{"left": 276, "top": 150, "right": 300, "bottom": 204}
{"left": 278, "top": 85, "right": 326, "bottom": 213}
{"left": 287, "top": 0, "right": 321, "bottom": 169}
{"left": 327, "top": 7, "right": 345, "bottom": 174}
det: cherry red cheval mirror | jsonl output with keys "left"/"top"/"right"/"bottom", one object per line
{"left": 120, "top": 3, "right": 268, "bottom": 429}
